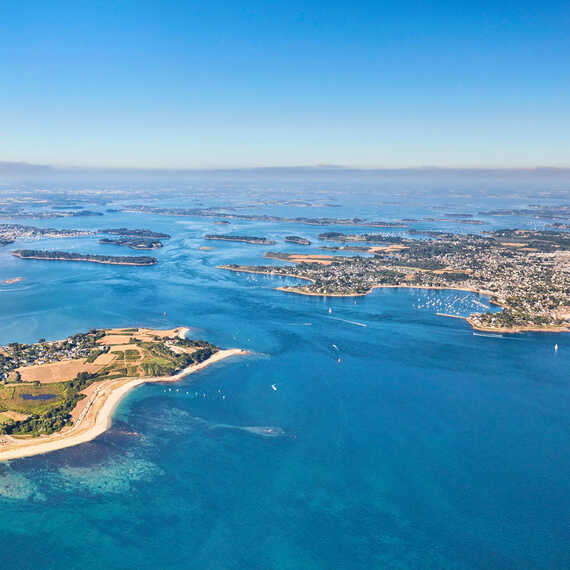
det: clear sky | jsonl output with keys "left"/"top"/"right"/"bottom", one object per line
{"left": 1, "top": 1, "right": 569, "bottom": 169}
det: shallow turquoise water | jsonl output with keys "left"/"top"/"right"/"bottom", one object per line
{"left": 0, "top": 189, "right": 569, "bottom": 569}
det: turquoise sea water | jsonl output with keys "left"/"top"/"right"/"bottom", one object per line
{"left": 0, "top": 183, "right": 569, "bottom": 569}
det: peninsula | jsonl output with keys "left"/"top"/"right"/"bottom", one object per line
{"left": 13, "top": 250, "right": 158, "bottom": 266}
{"left": 219, "top": 229, "right": 570, "bottom": 333}
{"left": 0, "top": 327, "right": 246, "bottom": 460}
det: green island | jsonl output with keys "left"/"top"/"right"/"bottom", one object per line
{"left": 100, "top": 228, "right": 171, "bottom": 238}
{"left": 205, "top": 234, "right": 276, "bottom": 245}
{"left": 12, "top": 250, "right": 158, "bottom": 266}
{"left": 219, "top": 229, "right": 570, "bottom": 333}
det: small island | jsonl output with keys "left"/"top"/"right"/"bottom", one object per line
{"left": 285, "top": 236, "right": 311, "bottom": 245}
{"left": 0, "top": 327, "right": 246, "bottom": 460}
{"left": 99, "top": 237, "right": 164, "bottom": 250}
{"left": 205, "top": 234, "right": 276, "bottom": 245}
{"left": 13, "top": 250, "right": 158, "bottom": 266}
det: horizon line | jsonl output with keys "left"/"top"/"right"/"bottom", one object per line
{"left": 2, "top": 160, "right": 570, "bottom": 174}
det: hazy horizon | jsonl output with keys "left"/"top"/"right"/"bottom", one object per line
{"left": 2, "top": 2, "right": 570, "bottom": 169}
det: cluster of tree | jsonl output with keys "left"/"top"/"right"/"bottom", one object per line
{"left": 14, "top": 250, "right": 158, "bottom": 265}
{"left": 99, "top": 237, "right": 164, "bottom": 250}
{"left": 204, "top": 235, "right": 275, "bottom": 244}
{"left": 101, "top": 228, "right": 171, "bottom": 238}
{"left": 1, "top": 372, "right": 99, "bottom": 435}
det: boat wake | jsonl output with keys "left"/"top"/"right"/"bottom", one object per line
{"left": 328, "top": 316, "right": 367, "bottom": 327}
{"left": 190, "top": 417, "right": 286, "bottom": 438}
{"left": 473, "top": 332, "right": 505, "bottom": 338}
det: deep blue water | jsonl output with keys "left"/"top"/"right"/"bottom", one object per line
{"left": 0, "top": 182, "right": 569, "bottom": 569}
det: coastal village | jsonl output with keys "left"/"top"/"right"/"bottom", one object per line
{"left": 221, "top": 229, "right": 570, "bottom": 332}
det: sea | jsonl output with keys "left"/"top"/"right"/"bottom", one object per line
{"left": 0, "top": 174, "right": 568, "bottom": 569}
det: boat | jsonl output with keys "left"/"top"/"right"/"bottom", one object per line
{"left": 271, "top": 384, "right": 278, "bottom": 391}
{"left": 554, "top": 344, "right": 559, "bottom": 352}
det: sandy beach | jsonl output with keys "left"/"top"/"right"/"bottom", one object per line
{"left": 0, "top": 348, "right": 247, "bottom": 462}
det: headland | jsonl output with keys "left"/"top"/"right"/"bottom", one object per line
{"left": 0, "top": 327, "right": 246, "bottom": 461}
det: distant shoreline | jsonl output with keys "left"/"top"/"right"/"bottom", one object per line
{"left": 0, "top": 347, "right": 248, "bottom": 461}
{"left": 218, "top": 265, "right": 315, "bottom": 282}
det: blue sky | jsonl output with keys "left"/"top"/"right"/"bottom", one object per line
{"left": 1, "top": 1, "right": 569, "bottom": 168}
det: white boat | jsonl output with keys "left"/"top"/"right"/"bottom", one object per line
{"left": 271, "top": 384, "right": 278, "bottom": 391}
{"left": 554, "top": 344, "right": 558, "bottom": 352}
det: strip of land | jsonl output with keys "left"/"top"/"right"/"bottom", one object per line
{"left": 13, "top": 250, "right": 158, "bottom": 266}
{"left": 205, "top": 234, "right": 276, "bottom": 245}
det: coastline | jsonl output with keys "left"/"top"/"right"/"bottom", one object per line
{"left": 0, "top": 348, "right": 247, "bottom": 462}
{"left": 465, "top": 318, "right": 569, "bottom": 334}
{"left": 218, "top": 265, "right": 315, "bottom": 282}
{"left": 274, "top": 283, "right": 569, "bottom": 334}
{"left": 274, "top": 282, "right": 497, "bottom": 298}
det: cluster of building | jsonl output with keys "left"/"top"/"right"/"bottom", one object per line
{"left": 225, "top": 230, "right": 570, "bottom": 330}
{"left": 0, "top": 224, "right": 93, "bottom": 245}
{"left": 0, "top": 333, "right": 100, "bottom": 382}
